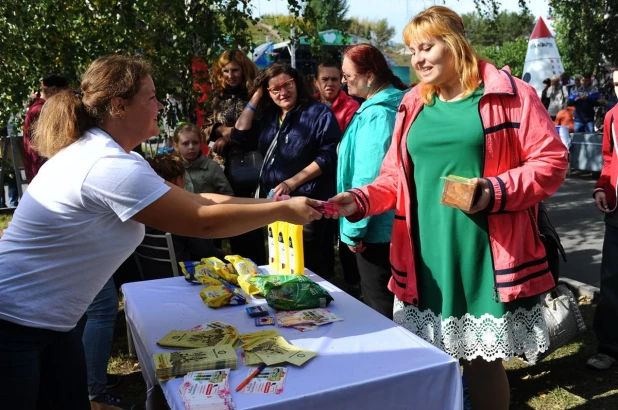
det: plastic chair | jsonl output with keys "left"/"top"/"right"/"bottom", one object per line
{"left": 134, "top": 232, "right": 180, "bottom": 280}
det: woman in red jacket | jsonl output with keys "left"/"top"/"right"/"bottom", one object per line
{"left": 331, "top": 6, "right": 568, "bottom": 410}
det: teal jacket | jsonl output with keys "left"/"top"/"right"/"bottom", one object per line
{"left": 337, "top": 85, "right": 405, "bottom": 245}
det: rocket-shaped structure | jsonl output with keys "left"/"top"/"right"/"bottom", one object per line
{"left": 522, "top": 17, "right": 565, "bottom": 96}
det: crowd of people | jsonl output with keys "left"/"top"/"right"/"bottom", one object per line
{"left": 541, "top": 71, "right": 615, "bottom": 133}
{"left": 0, "top": 5, "right": 616, "bottom": 410}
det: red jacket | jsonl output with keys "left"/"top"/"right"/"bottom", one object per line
{"left": 316, "top": 90, "right": 359, "bottom": 132}
{"left": 348, "top": 61, "right": 568, "bottom": 305}
{"left": 594, "top": 105, "right": 618, "bottom": 210}
{"left": 22, "top": 98, "right": 46, "bottom": 183}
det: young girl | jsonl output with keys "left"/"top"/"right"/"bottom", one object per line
{"left": 173, "top": 123, "right": 234, "bottom": 195}
{"left": 140, "top": 154, "right": 225, "bottom": 280}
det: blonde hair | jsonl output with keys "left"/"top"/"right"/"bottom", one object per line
{"left": 173, "top": 123, "right": 200, "bottom": 144}
{"left": 33, "top": 55, "right": 151, "bottom": 158}
{"left": 403, "top": 6, "right": 482, "bottom": 105}
{"left": 211, "top": 50, "right": 259, "bottom": 93}
{"left": 147, "top": 153, "right": 185, "bottom": 182}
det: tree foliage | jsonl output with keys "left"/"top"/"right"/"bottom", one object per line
{"left": 306, "top": 0, "right": 350, "bottom": 32}
{"left": 0, "top": 0, "right": 304, "bottom": 130}
{"left": 347, "top": 17, "right": 396, "bottom": 49}
{"left": 462, "top": 11, "right": 534, "bottom": 47}
{"left": 476, "top": 37, "right": 529, "bottom": 78}
{"left": 550, "top": 0, "right": 609, "bottom": 76}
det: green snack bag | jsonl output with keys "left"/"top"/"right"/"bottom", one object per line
{"left": 263, "top": 275, "right": 333, "bottom": 311}
{"left": 248, "top": 274, "right": 300, "bottom": 295}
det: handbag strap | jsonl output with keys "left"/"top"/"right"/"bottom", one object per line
{"left": 254, "top": 130, "right": 280, "bottom": 198}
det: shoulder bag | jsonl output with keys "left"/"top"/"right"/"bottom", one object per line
{"left": 523, "top": 203, "right": 586, "bottom": 365}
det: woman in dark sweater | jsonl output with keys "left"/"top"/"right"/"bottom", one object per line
{"left": 230, "top": 63, "right": 342, "bottom": 278}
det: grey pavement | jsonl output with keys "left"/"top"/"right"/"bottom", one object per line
{"left": 545, "top": 171, "right": 604, "bottom": 298}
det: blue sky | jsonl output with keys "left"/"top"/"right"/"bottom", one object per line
{"left": 252, "top": 0, "right": 551, "bottom": 42}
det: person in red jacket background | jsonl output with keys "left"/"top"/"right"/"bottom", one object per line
{"left": 22, "top": 74, "right": 68, "bottom": 182}
{"left": 314, "top": 60, "right": 360, "bottom": 132}
{"left": 314, "top": 59, "right": 362, "bottom": 297}
{"left": 590, "top": 67, "right": 618, "bottom": 371}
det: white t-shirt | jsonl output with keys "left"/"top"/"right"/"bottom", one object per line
{"left": 0, "top": 128, "right": 170, "bottom": 331}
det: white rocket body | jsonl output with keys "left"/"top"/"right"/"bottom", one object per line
{"left": 522, "top": 18, "right": 565, "bottom": 97}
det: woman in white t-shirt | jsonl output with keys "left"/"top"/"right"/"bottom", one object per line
{"left": 0, "top": 55, "right": 324, "bottom": 410}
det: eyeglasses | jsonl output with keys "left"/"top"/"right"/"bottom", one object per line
{"left": 267, "top": 78, "right": 295, "bottom": 95}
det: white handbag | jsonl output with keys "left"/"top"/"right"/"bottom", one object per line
{"left": 524, "top": 283, "right": 587, "bottom": 364}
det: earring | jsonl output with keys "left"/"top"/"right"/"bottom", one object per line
{"left": 367, "top": 83, "right": 372, "bottom": 89}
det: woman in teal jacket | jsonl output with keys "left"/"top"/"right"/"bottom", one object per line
{"left": 338, "top": 44, "right": 408, "bottom": 319}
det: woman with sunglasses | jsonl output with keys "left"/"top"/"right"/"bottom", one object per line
{"left": 232, "top": 63, "right": 342, "bottom": 279}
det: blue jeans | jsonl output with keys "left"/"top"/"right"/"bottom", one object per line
{"left": 0, "top": 319, "right": 90, "bottom": 409}
{"left": 1, "top": 176, "right": 18, "bottom": 207}
{"left": 82, "top": 277, "right": 118, "bottom": 396}
{"left": 7, "top": 181, "right": 18, "bottom": 207}
{"left": 574, "top": 121, "right": 595, "bottom": 133}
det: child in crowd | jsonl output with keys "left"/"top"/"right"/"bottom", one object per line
{"left": 140, "top": 154, "right": 225, "bottom": 279}
{"left": 173, "top": 123, "right": 234, "bottom": 195}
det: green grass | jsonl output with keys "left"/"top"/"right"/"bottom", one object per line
{"left": 0, "top": 214, "right": 12, "bottom": 231}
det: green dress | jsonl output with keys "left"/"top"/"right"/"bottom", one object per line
{"left": 394, "top": 87, "right": 549, "bottom": 361}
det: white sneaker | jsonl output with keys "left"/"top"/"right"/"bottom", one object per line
{"left": 586, "top": 353, "right": 617, "bottom": 370}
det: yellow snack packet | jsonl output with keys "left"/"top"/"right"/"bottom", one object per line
{"left": 180, "top": 261, "right": 222, "bottom": 286}
{"left": 238, "top": 273, "right": 262, "bottom": 296}
{"left": 199, "top": 285, "right": 234, "bottom": 308}
{"left": 224, "top": 255, "right": 259, "bottom": 276}
{"left": 202, "top": 257, "right": 239, "bottom": 285}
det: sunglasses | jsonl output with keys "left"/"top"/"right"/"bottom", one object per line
{"left": 267, "top": 78, "right": 295, "bottom": 95}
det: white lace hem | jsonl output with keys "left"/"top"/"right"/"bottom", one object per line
{"left": 393, "top": 297, "right": 549, "bottom": 361}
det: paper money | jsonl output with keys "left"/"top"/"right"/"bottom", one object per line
{"left": 243, "top": 351, "right": 265, "bottom": 366}
{"left": 247, "top": 336, "right": 317, "bottom": 366}
{"left": 157, "top": 328, "right": 238, "bottom": 349}
{"left": 276, "top": 308, "right": 343, "bottom": 328}
{"left": 153, "top": 345, "right": 238, "bottom": 381}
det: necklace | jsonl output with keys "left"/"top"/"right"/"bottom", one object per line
{"left": 367, "top": 82, "right": 388, "bottom": 99}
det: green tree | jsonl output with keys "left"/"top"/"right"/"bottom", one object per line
{"left": 462, "top": 11, "right": 534, "bottom": 47}
{"left": 476, "top": 37, "right": 529, "bottom": 78}
{"left": 306, "top": 0, "right": 350, "bottom": 32}
{"left": 0, "top": 0, "right": 327, "bottom": 131}
{"left": 347, "top": 17, "right": 396, "bottom": 49}
{"left": 550, "top": 0, "right": 608, "bottom": 76}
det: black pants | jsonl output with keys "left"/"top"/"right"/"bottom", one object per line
{"left": 304, "top": 218, "right": 335, "bottom": 279}
{"left": 0, "top": 319, "right": 90, "bottom": 409}
{"left": 230, "top": 228, "right": 267, "bottom": 266}
{"left": 339, "top": 240, "right": 361, "bottom": 286}
{"left": 594, "top": 223, "right": 618, "bottom": 359}
{"left": 356, "top": 242, "right": 394, "bottom": 319}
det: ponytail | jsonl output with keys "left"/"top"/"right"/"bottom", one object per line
{"left": 33, "top": 55, "right": 151, "bottom": 159}
{"left": 32, "top": 90, "right": 94, "bottom": 158}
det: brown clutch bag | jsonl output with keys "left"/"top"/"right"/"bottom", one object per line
{"left": 440, "top": 175, "right": 478, "bottom": 212}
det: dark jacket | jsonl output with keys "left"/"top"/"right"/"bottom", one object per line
{"left": 234, "top": 102, "right": 342, "bottom": 200}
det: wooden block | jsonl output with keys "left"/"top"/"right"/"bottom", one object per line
{"left": 440, "top": 177, "right": 478, "bottom": 212}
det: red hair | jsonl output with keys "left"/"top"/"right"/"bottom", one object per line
{"left": 342, "top": 44, "right": 408, "bottom": 90}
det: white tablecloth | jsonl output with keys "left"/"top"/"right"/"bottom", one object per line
{"left": 122, "top": 271, "right": 463, "bottom": 410}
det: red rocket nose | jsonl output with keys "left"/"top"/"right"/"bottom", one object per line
{"left": 530, "top": 18, "right": 553, "bottom": 40}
